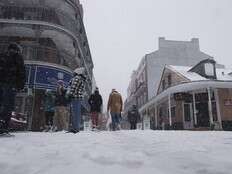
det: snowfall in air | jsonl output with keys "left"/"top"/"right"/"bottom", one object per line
{"left": 1, "top": 130, "right": 232, "bottom": 174}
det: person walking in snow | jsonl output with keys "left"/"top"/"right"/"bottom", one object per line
{"left": 43, "top": 89, "right": 55, "bottom": 132}
{"left": 53, "top": 80, "right": 69, "bottom": 131}
{"left": 0, "top": 43, "right": 26, "bottom": 134}
{"left": 67, "top": 67, "right": 86, "bottom": 133}
{"left": 128, "top": 105, "right": 140, "bottom": 130}
{"left": 107, "top": 89, "right": 123, "bottom": 131}
{"left": 88, "top": 87, "right": 103, "bottom": 130}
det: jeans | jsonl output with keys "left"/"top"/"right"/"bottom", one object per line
{"left": 91, "top": 112, "right": 99, "bottom": 128}
{"left": 130, "top": 122, "right": 137, "bottom": 130}
{"left": 54, "top": 106, "right": 69, "bottom": 131}
{"left": 111, "top": 112, "right": 121, "bottom": 131}
{"left": 0, "top": 85, "right": 16, "bottom": 130}
{"left": 45, "top": 111, "right": 54, "bottom": 127}
{"left": 71, "top": 99, "right": 81, "bottom": 131}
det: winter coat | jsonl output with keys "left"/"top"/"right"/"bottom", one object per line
{"left": 0, "top": 52, "right": 26, "bottom": 90}
{"left": 107, "top": 91, "right": 123, "bottom": 113}
{"left": 88, "top": 91, "right": 103, "bottom": 113}
{"left": 68, "top": 74, "right": 86, "bottom": 99}
{"left": 44, "top": 92, "right": 55, "bottom": 112}
{"left": 55, "top": 87, "right": 68, "bottom": 107}
{"left": 128, "top": 108, "right": 140, "bottom": 123}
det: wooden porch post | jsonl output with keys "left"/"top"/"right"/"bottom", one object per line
{"left": 207, "top": 87, "right": 214, "bottom": 126}
{"left": 168, "top": 94, "right": 172, "bottom": 127}
{"left": 155, "top": 105, "right": 158, "bottom": 129}
{"left": 214, "top": 88, "right": 223, "bottom": 130}
{"left": 192, "top": 92, "right": 197, "bottom": 126}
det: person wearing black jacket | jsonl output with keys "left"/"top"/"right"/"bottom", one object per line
{"left": 53, "top": 80, "right": 69, "bottom": 131}
{"left": 88, "top": 88, "right": 103, "bottom": 130}
{"left": 0, "top": 43, "right": 26, "bottom": 134}
{"left": 128, "top": 105, "right": 140, "bottom": 130}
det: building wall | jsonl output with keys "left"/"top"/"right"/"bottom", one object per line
{"left": 126, "top": 37, "right": 213, "bottom": 118}
{"left": 218, "top": 88, "right": 232, "bottom": 121}
{"left": 146, "top": 37, "right": 214, "bottom": 100}
{"left": 0, "top": 0, "right": 94, "bottom": 130}
{"left": 157, "top": 67, "right": 189, "bottom": 94}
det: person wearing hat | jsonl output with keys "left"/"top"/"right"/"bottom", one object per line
{"left": 53, "top": 80, "right": 69, "bottom": 131}
{"left": 0, "top": 43, "right": 26, "bottom": 134}
{"left": 67, "top": 67, "right": 87, "bottom": 133}
{"left": 88, "top": 87, "right": 103, "bottom": 130}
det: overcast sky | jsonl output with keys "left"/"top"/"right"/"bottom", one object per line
{"left": 80, "top": 0, "right": 232, "bottom": 108}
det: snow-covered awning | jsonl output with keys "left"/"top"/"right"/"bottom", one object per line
{"left": 139, "top": 80, "right": 232, "bottom": 113}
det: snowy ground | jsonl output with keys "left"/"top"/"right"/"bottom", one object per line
{"left": 1, "top": 130, "right": 232, "bottom": 174}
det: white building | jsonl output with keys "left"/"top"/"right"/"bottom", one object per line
{"left": 125, "top": 37, "right": 224, "bottom": 123}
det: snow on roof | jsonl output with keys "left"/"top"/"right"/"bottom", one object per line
{"left": 216, "top": 68, "right": 232, "bottom": 81}
{"left": 168, "top": 65, "right": 207, "bottom": 81}
{"left": 168, "top": 65, "right": 232, "bottom": 81}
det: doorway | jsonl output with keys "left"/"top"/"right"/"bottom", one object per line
{"left": 196, "top": 102, "right": 210, "bottom": 127}
{"left": 183, "top": 103, "right": 194, "bottom": 129}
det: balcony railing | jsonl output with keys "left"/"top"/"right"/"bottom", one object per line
{"left": 0, "top": 43, "right": 79, "bottom": 70}
{"left": 0, "top": 5, "right": 92, "bottom": 65}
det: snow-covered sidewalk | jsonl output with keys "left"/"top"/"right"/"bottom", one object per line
{"left": 0, "top": 130, "right": 232, "bottom": 174}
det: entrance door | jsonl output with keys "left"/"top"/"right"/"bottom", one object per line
{"left": 196, "top": 102, "right": 210, "bottom": 127}
{"left": 183, "top": 103, "right": 194, "bottom": 129}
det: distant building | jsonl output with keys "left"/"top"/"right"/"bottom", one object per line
{"left": 139, "top": 59, "right": 232, "bottom": 131}
{"left": 0, "top": 0, "right": 94, "bottom": 130}
{"left": 125, "top": 37, "right": 224, "bottom": 128}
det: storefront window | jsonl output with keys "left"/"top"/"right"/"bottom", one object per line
{"left": 184, "top": 103, "right": 191, "bottom": 121}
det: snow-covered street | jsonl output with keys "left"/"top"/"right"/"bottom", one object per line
{"left": 1, "top": 130, "right": 232, "bottom": 174}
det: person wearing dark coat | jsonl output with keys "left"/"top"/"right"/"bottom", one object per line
{"left": 0, "top": 43, "right": 26, "bottom": 134}
{"left": 43, "top": 89, "right": 55, "bottom": 131}
{"left": 88, "top": 88, "right": 103, "bottom": 129}
{"left": 128, "top": 105, "right": 140, "bottom": 130}
{"left": 53, "top": 80, "right": 69, "bottom": 131}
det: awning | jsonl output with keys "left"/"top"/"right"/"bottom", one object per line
{"left": 139, "top": 80, "right": 232, "bottom": 113}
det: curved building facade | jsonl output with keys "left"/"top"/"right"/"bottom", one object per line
{"left": 0, "top": 0, "right": 94, "bottom": 130}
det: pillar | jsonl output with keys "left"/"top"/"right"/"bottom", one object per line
{"left": 168, "top": 94, "right": 172, "bottom": 127}
{"left": 214, "top": 88, "right": 223, "bottom": 129}
{"left": 207, "top": 87, "right": 214, "bottom": 126}
{"left": 192, "top": 92, "right": 197, "bottom": 126}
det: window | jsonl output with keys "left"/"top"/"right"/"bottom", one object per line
{"left": 171, "top": 106, "right": 176, "bottom": 117}
{"left": 159, "top": 107, "right": 163, "bottom": 117}
{"left": 168, "top": 74, "right": 172, "bottom": 87}
{"left": 184, "top": 103, "right": 192, "bottom": 121}
{"left": 205, "top": 63, "right": 214, "bottom": 76}
{"left": 167, "top": 106, "right": 176, "bottom": 117}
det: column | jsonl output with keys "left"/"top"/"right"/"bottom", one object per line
{"left": 192, "top": 92, "right": 197, "bottom": 126}
{"left": 168, "top": 94, "right": 172, "bottom": 127}
{"left": 207, "top": 87, "right": 214, "bottom": 126}
{"left": 155, "top": 105, "right": 158, "bottom": 129}
{"left": 214, "top": 89, "right": 223, "bottom": 129}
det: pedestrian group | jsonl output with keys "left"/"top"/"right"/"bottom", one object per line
{"left": 0, "top": 43, "right": 140, "bottom": 134}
